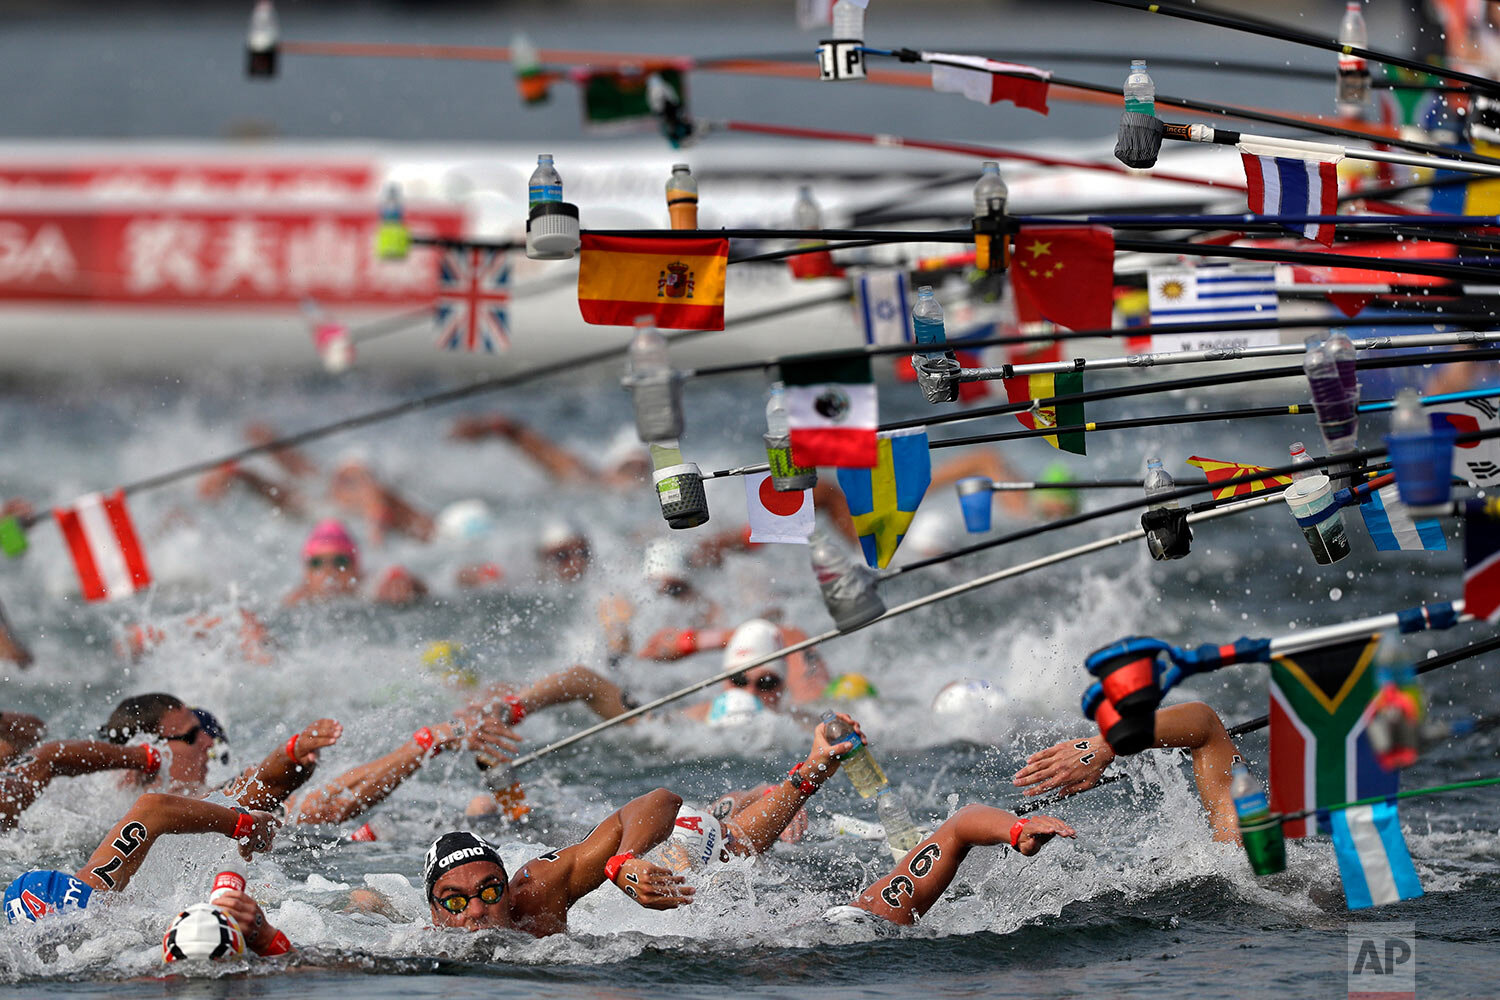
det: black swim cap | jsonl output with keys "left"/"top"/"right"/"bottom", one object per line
{"left": 422, "top": 832, "right": 506, "bottom": 900}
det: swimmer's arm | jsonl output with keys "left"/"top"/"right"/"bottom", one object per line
{"left": 76, "top": 793, "right": 278, "bottom": 893}
{"left": 494, "top": 419, "right": 598, "bottom": 483}
{"left": 0, "top": 741, "right": 157, "bottom": 830}
{"left": 552, "top": 788, "right": 687, "bottom": 906}
{"left": 225, "top": 718, "right": 342, "bottom": 811}
{"left": 811, "top": 480, "right": 857, "bottom": 543}
{"left": 637, "top": 627, "right": 731, "bottom": 662}
{"left": 0, "top": 711, "right": 44, "bottom": 763}
{"left": 724, "top": 716, "right": 852, "bottom": 856}
{"left": 779, "top": 627, "right": 831, "bottom": 701}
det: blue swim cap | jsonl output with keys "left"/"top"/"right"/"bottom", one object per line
{"left": 4, "top": 870, "right": 92, "bottom": 924}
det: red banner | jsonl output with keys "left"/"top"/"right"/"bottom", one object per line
{"left": 0, "top": 161, "right": 376, "bottom": 200}
{"left": 0, "top": 206, "right": 462, "bottom": 306}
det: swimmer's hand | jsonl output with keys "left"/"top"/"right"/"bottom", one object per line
{"left": 1013, "top": 814, "right": 1076, "bottom": 857}
{"left": 234, "top": 810, "right": 282, "bottom": 861}
{"left": 289, "top": 718, "right": 342, "bottom": 767}
{"left": 212, "top": 888, "right": 281, "bottom": 952}
{"left": 436, "top": 715, "right": 521, "bottom": 764}
{"left": 808, "top": 712, "right": 864, "bottom": 782}
{"left": 611, "top": 857, "right": 694, "bottom": 910}
{"left": 1012, "top": 737, "right": 1115, "bottom": 799}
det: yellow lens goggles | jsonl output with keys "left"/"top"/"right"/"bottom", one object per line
{"left": 437, "top": 884, "right": 504, "bottom": 913}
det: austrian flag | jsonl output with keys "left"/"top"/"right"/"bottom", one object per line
{"left": 1238, "top": 140, "right": 1342, "bottom": 246}
{"left": 53, "top": 490, "right": 152, "bottom": 602}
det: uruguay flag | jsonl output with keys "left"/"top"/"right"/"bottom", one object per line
{"left": 1238, "top": 140, "right": 1343, "bottom": 246}
{"left": 1330, "top": 801, "right": 1424, "bottom": 910}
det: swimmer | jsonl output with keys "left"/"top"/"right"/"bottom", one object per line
{"left": 283, "top": 519, "right": 428, "bottom": 607}
{"left": 1011, "top": 701, "right": 1242, "bottom": 841}
{"left": 163, "top": 883, "right": 293, "bottom": 961}
{"left": 117, "top": 609, "right": 273, "bottom": 666}
{"left": 327, "top": 456, "right": 434, "bottom": 545}
{"left": 419, "top": 786, "right": 690, "bottom": 935}
{"left": 448, "top": 414, "right": 650, "bottom": 489}
{"left": 599, "top": 539, "right": 723, "bottom": 663}
{"left": 681, "top": 619, "right": 831, "bottom": 720}
{"left": 0, "top": 711, "right": 44, "bottom": 763}
{"left": 0, "top": 596, "right": 32, "bottom": 668}
{"left": 1, "top": 739, "right": 163, "bottom": 830}
{"left": 535, "top": 518, "right": 592, "bottom": 584}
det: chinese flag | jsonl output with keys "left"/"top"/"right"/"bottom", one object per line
{"left": 1009, "top": 226, "right": 1114, "bottom": 332}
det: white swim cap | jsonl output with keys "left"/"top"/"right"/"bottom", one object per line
{"left": 900, "top": 509, "right": 961, "bottom": 559}
{"left": 642, "top": 538, "right": 693, "bottom": 583}
{"left": 722, "top": 619, "right": 782, "bottom": 674}
{"left": 162, "top": 902, "right": 245, "bottom": 963}
{"left": 657, "top": 806, "right": 731, "bottom": 872}
{"left": 436, "top": 499, "right": 496, "bottom": 542}
{"left": 930, "top": 678, "right": 1008, "bottom": 718}
{"left": 706, "top": 688, "right": 763, "bottom": 728}
{"left": 538, "top": 517, "right": 586, "bottom": 550}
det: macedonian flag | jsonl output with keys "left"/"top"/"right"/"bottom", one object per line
{"left": 1186, "top": 456, "right": 1294, "bottom": 500}
{"left": 577, "top": 235, "right": 728, "bottom": 330}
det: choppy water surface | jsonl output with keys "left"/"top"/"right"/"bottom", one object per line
{"left": 1, "top": 359, "right": 1496, "bottom": 999}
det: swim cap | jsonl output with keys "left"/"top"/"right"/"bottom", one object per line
{"left": 162, "top": 902, "right": 245, "bottom": 962}
{"left": 1035, "top": 461, "right": 1080, "bottom": 516}
{"left": 422, "top": 831, "right": 506, "bottom": 901}
{"left": 657, "top": 806, "right": 730, "bottom": 872}
{"left": 302, "top": 519, "right": 358, "bottom": 562}
{"left": 722, "top": 619, "right": 783, "bottom": 674}
{"left": 538, "top": 518, "right": 587, "bottom": 550}
{"left": 930, "top": 678, "right": 1008, "bottom": 718}
{"left": 642, "top": 539, "right": 693, "bottom": 583}
{"left": 435, "top": 500, "right": 496, "bottom": 542}
{"left": 706, "top": 689, "right": 764, "bottom": 728}
{"left": 823, "top": 672, "right": 879, "bottom": 700}
{"left": 4, "top": 870, "right": 92, "bottom": 924}
{"left": 421, "top": 640, "right": 479, "bottom": 688}
{"left": 900, "top": 510, "right": 960, "bottom": 559}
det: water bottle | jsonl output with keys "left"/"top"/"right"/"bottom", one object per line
{"left": 1288, "top": 441, "right": 1314, "bottom": 481}
{"left": 1336, "top": 1, "right": 1371, "bottom": 117}
{"left": 809, "top": 529, "right": 885, "bottom": 630}
{"left": 764, "top": 382, "right": 817, "bottom": 492}
{"left": 1325, "top": 329, "right": 1358, "bottom": 403}
{"left": 246, "top": 0, "right": 279, "bottom": 78}
{"left": 374, "top": 182, "right": 410, "bottom": 261}
{"left": 650, "top": 440, "right": 709, "bottom": 529}
{"left": 478, "top": 762, "right": 532, "bottom": 821}
{"left": 1143, "top": 455, "right": 1188, "bottom": 560}
{"left": 1231, "top": 762, "right": 1285, "bottom": 875}
{"left": 793, "top": 185, "right": 822, "bottom": 231}
{"left": 911, "top": 286, "right": 948, "bottom": 363}
{"left": 820, "top": 710, "right": 888, "bottom": 798}
{"left": 832, "top": 0, "right": 865, "bottom": 40}
{"left": 973, "top": 161, "right": 1008, "bottom": 220}
{"left": 528, "top": 154, "right": 563, "bottom": 211}
{"left": 1304, "top": 335, "right": 1358, "bottom": 455}
{"left": 1144, "top": 456, "right": 1177, "bottom": 510}
{"left": 209, "top": 868, "right": 245, "bottom": 906}
{"left": 1123, "top": 59, "right": 1155, "bottom": 116}
{"left": 512, "top": 32, "right": 549, "bottom": 104}
{"left": 624, "top": 318, "right": 683, "bottom": 442}
{"left": 666, "top": 164, "right": 698, "bottom": 231}
{"left": 876, "top": 788, "right": 925, "bottom": 855}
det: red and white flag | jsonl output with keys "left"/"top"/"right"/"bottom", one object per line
{"left": 926, "top": 53, "right": 1050, "bottom": 114}
{"left": 53, "top": 490, "right": 152, "bottom": 602}
{"left": 744, "top": 473, "right": 815, "bottom": 544}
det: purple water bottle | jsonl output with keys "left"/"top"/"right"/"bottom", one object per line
{"left": 1303, "top": 334, "right": 1357, "bottom": 455}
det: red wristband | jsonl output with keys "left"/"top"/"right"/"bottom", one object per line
{"left": 254, "top": 928, "right": 292, "bottom": 957}
{"left": 603, "top": 851, "right": 635, "bottom": 884}
{"left": 787, "top": 762, "right": 818, "bottom": 796}
{"left": 1009, "top": 818, "right": 1029, "bottom": 849}
{"left": 412, "top": 727, "right": 435, "bottom": 752}
{"left": 285, "top": 734, "right": 301, "bottom": 764}
{"left": 232, "top": 810, "right": 255, "bottom": 841}
{"left": 503, "top": 695, "right": 526, "bottom": 726}
{"left": 139, "top": 744, "right": 160, "bottom": 775}
{"left": 674, "top": 629, "right": 699, "bottom": 656}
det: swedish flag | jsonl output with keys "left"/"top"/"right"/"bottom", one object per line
{"left": 836, "top": 428, "right": 931, "bottom": 568}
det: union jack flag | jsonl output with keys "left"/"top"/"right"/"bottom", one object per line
{"left": 434, "top": 248, "right": 511, "bottom": 353}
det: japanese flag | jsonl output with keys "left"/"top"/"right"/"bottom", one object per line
{"left": 744, "top": 473, "right": 815, "bottom": 544}
{"left": 53, "top": 490, "right": 152, "bottom": 602}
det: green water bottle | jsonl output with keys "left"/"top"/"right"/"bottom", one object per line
{"left": 821, "top": 711, "right": 887, "bottom": 798}
{"left": 1232, "top": 761, "right": 1285, "bottom": 875}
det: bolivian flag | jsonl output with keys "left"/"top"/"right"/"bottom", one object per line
{"left": 577, "top": 235, "right": 727, "bottom": 330}
{"left": 1186, "top": 456, "right": 1294, "bottom": 500}
{"left": 836, "top": 428, "right": 932, "bottom": 568}
{"left": 1002, "top": 371, "right": 1085, "bottom": 455}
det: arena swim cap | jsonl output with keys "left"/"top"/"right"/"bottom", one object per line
{"left": 722, "top": 619, "right": 783, "bottom": 675}
{"left": 302, "top": 519, "right": 358, "bottom": 562}
{"left": 161, "top": 902, "right": 245, "bottom": 962}
{"left": 435, "top": 500, "right": 496, "bottom": 542}
{"left": 823, "top": 672, "right": 879, "bottom": 700}
{"left": 422, "top": 831, "right": 506, "bottom": 901}
{"left": 3, "top": 870, "right": 92, "bottom": 924}
{"left": 656, "top": 806, "right": 731, "bottom": 872}
{"left": 706, "top": 688, "right": 764, "bottom": 728}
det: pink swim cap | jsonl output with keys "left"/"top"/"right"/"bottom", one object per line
{"left": 302, "top": 519, "right": 358, "bottom": 562}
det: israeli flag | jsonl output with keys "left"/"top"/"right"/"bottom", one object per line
{"left": 854, "top": 269, "right": 911, "bottom": 346}
{"left": 1330, "top": 801, "right": 1424, "bottom": 910}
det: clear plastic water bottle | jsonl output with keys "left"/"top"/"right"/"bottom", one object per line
{"left": 764, "top": 382, "right": 817, "bottom": 491}
{"left": 832, "top": 0, "right": 865, "bottom": 39}
{"left": 1324, "top": 329, "right": 1358, "bottom": 404}
{"left": 876, "top": 788, "right": 925, "bottom": 854}
{"left": 793, "top": 185, "right": 822, "bottom": 231}
{"left": 1336, "top": 1, "right": 1371, "bottom": 117}
{"left": 1288, "top": 441, "right": 1314, "bottom": 481}
{"left": 246, "top": 0, "right": 279, "bottom": 78}
{"left": 973, "top": 161, "right": 1008, "bottom": 219}
{"left": 1304, "top": 334, "right": 1358, "bottom": 455}
{"left": 1390, "top": 388, "right": 1427, "bottom": 437}
{"left": 666, "top": 164, "right": 698, "bottom": 231}
{"left": 1231, "top": 762, "right": 1286, "bottom": 875}
{"left": 809, "top": 529, "right": 885, "bottom": 630}
{"left": 1144, "top": 456, "right": 1177, "bottom": 510}
{"left": 821, "top": 710, "right": 888, "bottom": 798}
{"left": 624, "top": 318, "right": 683, "bottom": 442}
{"left": 911, "top": 286, "right": 947, "bottom": 362}
{"left": 1124, "top": 59, "right": 1155, "bottom": 117}
{"left": 528, "top": 154, "right": 563, "bottom": 211}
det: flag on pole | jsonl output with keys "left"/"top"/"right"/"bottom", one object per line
{"left": 576, "top": 67, "right": 688, "bottom": 131}
{"left": 1237, "top": 140, "right": 1343, "bottom": 246}
{"left": 1463, "top": 498, "right": 1500, "bottom": 622}
{"left": 1330, "top": 801, "right": 1424, "bottom": 909}
{"left": 783, "top": 357, "right": 878, "bottom": 467}
{"left": 1268, "top": 635, "right": 1398, "bottom": 838}
{"left": 0, "top": 516, "right": 25, "bottom": 558}
{"left": 434, "top": 248, "right": 511, "bottom": 353}
{"left": 1002, "top": 371, "right": 1086, "bottom": 455}
{"left": 836, "top": 428, "right": 932, "bottom": 568}
{"left": 1009, "top": 226, "right": 1114, "bottom": 332}
{"left": 1358, "top": 483, "right": 1447, "bottom": 552}
{"left": 744, "top": 472, "right": 815, "bottom": 544}
{"left": 52, "top": 490, "right": 152, "bottom": 602}
{"left": 924, "top": 53, "right": 1050, "bottom": 114}
{"left": 1429, "top": 396, "right": 1500, "bottom": 486}
{"left": 854, "top": 269, "right": 912, "bottom": 346}
{"left": 1185, "top": 456, "right": 1294, "bottom": 500}
{"left": 1148, "top": 264, "right": 1278, "bottom": 325}
{"left": 577, "top": 235, "right": 728, "bottom": 330}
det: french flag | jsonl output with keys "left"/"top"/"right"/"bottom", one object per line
{"left": 52, "top": 490, "right": 152, "bottom": 602}
{"left": 1238, "top": 141, "right": 1342, "bottom": 246}
{"left": 1464, "top": 498, "right": 1500, "bottom": 622}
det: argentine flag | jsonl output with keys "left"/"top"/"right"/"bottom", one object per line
{"left": 1330, "top": 801, "right": 1424, "bottom": 910}
{"left": 1358, "top": 483, "right": 1447, "bottom": 552}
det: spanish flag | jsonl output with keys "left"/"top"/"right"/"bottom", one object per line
{"left": 1002, "top": 371, "right": 1085, "bottom": 455}
{"left": 1186, "top": 456, "right": 1294, "bottom": 500}
{"left": 577, "top": 235, "right": 728, "bottom": 330}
